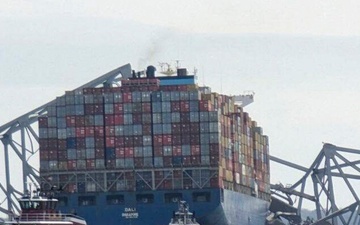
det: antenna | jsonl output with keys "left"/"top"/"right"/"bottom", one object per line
{"left": 220, "top": 76, "right": 223, "bottom": 93}
{"left": 175, "top": 60, "right": 181, "bottom": 69}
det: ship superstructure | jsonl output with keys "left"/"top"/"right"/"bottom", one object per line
{"left": 37, "top": 64, "right": 270, "bottom": 225}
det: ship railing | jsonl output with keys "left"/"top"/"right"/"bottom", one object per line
{"left": 11, "top": 213, "right": 82, "bottom": 222}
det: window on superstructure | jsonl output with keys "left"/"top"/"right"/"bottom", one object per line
{"left": 192, "top": 192, "right": 211, "bottom": 202}
{"left": 106, "top": 195, "right": 124, "bottom": 205}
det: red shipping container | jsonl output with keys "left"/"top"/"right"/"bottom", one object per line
{"left": 48, "top": 151, "right": 57, "bottom": 160}
{"left": 105, "top": 126, "right": 115, "bottom": 136}
{"left": 210, "top": 144, "right": 220, "bottom": 155}
{"left": 75, "top": 127, "right": 86, "bottom": 137}
{"left": 191, "top": 145, "right": 200, "bottom": 155}
{"left": 94, "top": 88, "right": 104, "bottom": 94}
{"left": 115, "top": 137, "right": 124, "bottom": 147}
{"left": 124, "top": 136, "right": 133, "bottom": 147}
{"left": 75, "top": 116, "right": 85, "bottom": 127}
{"left": 122, "top": 87, "right": 131, "bottom": 92}
{"left": 180, "top": 101, "right": 190, "bottom": 112}
{"left": 94, "top": 126, "right": 104, "bottom": 136}
{"left": 210, "top": 177, "right": 219, "bottom": 188}
{"left": 171, "top": 101, "right": 181, "bottom": 112}
{"left": 115, "top": 147, "right": 125, "bottom": 157}
{"left": 143, "top": 125, "right": 152, "bottom": 135}
{"left": 111, "top": 87, "right": 122, "bottom": 93}
{"left": 86, "top": 159, "right": 95, "bottom": 169}
{"left": 40, "top": 151, "right": 49, "bottom": 160}
{"left": 85, "top": 127, "right": 94, "bottom": 137}
{"left": 67, "top": 160, "right": 77, "bottom": 170}
{"left": 114, "top": 103, "right": 124, "bottom": 114}
{"left": 162, "top": 135, "right": 172, "bottom": 145}
{"left": 123, "top": 93, "right": 132, "bottom": 103}
{"left": 106, "top": 137, "right": 115, "bottom": 147}
{"left": 38, "top": 117, "right": 48, "bottom": 128}
{"left": 199, "top": 100, "right": 213, "bottom": 111}
{"left": 142, "top": 103, "right": 151, "bottom": 113}
{"left": 66, "top": 116, "right": 76, "bottom": 127}
{"left": 172, "top": 146, "right": 182, "bottom": 156}
{"left": 114, "top": 114, "right": 124, "bottom": 125}
{"left": 105, "top": 115, "right": 114, "bottom": 126}
{"left": 124, "top": 147, "right": 134, "bottom": 157}
{"left": 154, "top": 135, "right": 163, "bottom": 146}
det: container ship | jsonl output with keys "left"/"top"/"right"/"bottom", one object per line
{"left": 38, "top": 64, "right": 271, "bottom": 225}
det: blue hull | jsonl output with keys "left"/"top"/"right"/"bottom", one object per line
{"left": 57, "top": 188, "right": 269, "bottom": 225}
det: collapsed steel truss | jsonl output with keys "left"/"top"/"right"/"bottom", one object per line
{"left": 271, "top": 144, "right": 360, "bottom": 225}
{"left": 0, "top": 64, "right": 132, "bottom": 215}
{"left": 1, "top": 64, "right": 360, "bottom": 225}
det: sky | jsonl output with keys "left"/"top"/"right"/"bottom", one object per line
{"left": 1, "top": 0, "right": 360, "bottom": 211}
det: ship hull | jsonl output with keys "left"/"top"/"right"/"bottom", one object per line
{"left": 57, "top": 188, "right": 269, "bottom": 225}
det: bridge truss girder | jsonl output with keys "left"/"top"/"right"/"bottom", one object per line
{"left": 271, "top": 143, "right": 360, "bottom": 225}
{"left": 0, "top": 64, "right": 132, "bottom": 215}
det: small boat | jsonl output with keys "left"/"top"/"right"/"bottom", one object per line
{"left": 169, "top": 201, "right": 200, "bottom": 225}
{"left": 2, "top": 189, "right": 87, "bottom": 225}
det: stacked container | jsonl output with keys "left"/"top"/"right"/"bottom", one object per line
{"left": 39, "top": 77, "right": 270, "bottom": 200}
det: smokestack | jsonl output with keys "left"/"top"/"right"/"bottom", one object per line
{"left": 146, "top": 65, "right": 156, "bottom": 78}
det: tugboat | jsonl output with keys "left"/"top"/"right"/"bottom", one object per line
{"left": 2, "top": 189, "right": 87, "bottom": 225}
{"left": 169, "top": 201, "right": 200, "bottom": 225}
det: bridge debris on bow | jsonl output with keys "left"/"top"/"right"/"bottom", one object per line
{"left": 0, "top": 64, "right": 132, "bottom": 214}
